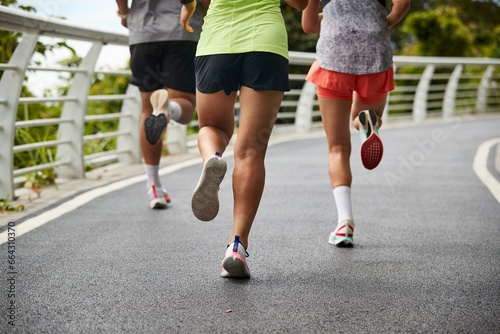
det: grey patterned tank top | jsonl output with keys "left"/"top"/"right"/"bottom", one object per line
{"left": 316, "top": 0, "right": 392, "bottom": 74}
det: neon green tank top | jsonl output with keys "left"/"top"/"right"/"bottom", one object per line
{"left": 196, "top": 0, "right": 289, "bottom": 60}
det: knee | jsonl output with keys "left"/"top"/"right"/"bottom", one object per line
{"left": 329, "top": 143, "right": 351, "bottom": 158}
{"left": 234, "top": 148, "right": 262, "bottom": 163}
{"left": 199, "top": 124, "right": 233, "bottom": 142}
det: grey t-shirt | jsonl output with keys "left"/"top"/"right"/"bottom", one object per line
{"left": 127, "top": 0, "right": 203, "bottom": 45}
{"left": 316, "top": 0, "right": 392, "bottom": 74}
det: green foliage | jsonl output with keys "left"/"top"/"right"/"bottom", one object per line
{"left": 0, "top": 29, "right": 18, "bottom": 64}
{"left": 84, "top": 73, "right": 129, "bottom": 156}
{"left": 14, "top": 85, "right": 60, "bottom": 173}
{"left": 280, "top": 0, "right": 500, "bottom": 58}
{"left": 24, "top": 171, "right": 57, "bottom": 197}
{"left": 401, "top": 6, "right": 474, "bottom": 57}
{"left": 0, "top": 1, "right": 74, "bottom": 75}
{"left": 280, "top": 1, "right": 319, "bottom": 53}
{"left": 0, "top": 199, "right": 24, "bottom": 213}
{"left": 481, "top": 25, "right": 500, "bottom": 58}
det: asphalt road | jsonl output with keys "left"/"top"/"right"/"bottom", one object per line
{"left": 1, "top": 116, "right": 499, "bottom": 333}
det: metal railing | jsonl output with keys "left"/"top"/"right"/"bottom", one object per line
{"left": 1, "top": 6, "right": 500, "bottom": 200}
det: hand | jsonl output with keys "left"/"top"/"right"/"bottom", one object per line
{"left": 121, "top": 18, "right": 127, "bottom": 28}
{"left": 181, "top": 1, "right": 197, "bottom": 33}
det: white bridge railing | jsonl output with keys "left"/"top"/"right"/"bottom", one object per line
{"left": 1, "top": 6, "right": 499, "bottom": 200}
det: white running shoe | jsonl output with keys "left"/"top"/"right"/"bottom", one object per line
{"left": 359, "top": 110, "right": 383, "bottom": 170}
{"left": 191, "top": 152, "right": 227, "bottom": 221}
{"left": 147, "top": 183, "right": 171, "bottom": 209}
{"left": 221, "top": 235, "right": 250, "bottom": 278}
{"left": 328, "top": 219, "right": 355, "bottom": 247}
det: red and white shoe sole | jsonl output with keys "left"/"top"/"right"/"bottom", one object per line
{"left": 361, "top": 133, "right": 383, "bottom": 170}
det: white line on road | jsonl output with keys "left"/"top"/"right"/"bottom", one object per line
{"left": 0, "top": 157, "right": 203, "bottom": 245}
{"left": 473, "top": 137, "right": 500, "bottom": 204}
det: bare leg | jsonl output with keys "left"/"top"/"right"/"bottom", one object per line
{"left": 139, "top": 91, "right": 162, "bottom": 165}
{"left": 196, "top": 90, "right": 238, "bottom": 160}
{"left": 167, "top": 88, "right": 196, "bottom": 124}
{"left": 140, "top": 89, "right": 196, "bottom": 164}
{"left": 318, "top": 98, "right": 353, "bottom": 189}
{"left": 229, "top": 87, "right": 283, "bottom": 248}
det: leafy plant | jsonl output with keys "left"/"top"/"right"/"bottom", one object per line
{"left": 0, "top": 199, "right": 25, "bottom": 213}
{"left": 24, "top": 171, "right": 57, "bottom": 198}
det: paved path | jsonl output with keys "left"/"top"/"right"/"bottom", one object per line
{"left": 1, "top": 116, "right": 499, "bottom": 333}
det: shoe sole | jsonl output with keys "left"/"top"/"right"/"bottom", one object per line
{"left": 150, "top": 89, "right": 169, "bottom": 116}
{"left": 150, "top": 198, "right": 168, "bottom": 209}
{"left": 145, "top": 90, "right": 169, "bottom": 145}
{"left": 329, "top": 219, "right": 355, "bottom": 247}
{"left": 359, "top": 110, "right": 383, "bottom": 170}
{"left": 328, "top": 236, "right": 354, "bottom": 247}
{"left": 191, "top": 156, "right": 227, "bottom": 221}
{"left": 221, "top": 253, "right": 250, "bottom": 278}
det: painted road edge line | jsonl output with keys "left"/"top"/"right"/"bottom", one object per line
{"left": 473, "top": 137, "right": 500, "bottom": 204}
{"left": 0, "top": 157, "right": 202, "bottom": 245}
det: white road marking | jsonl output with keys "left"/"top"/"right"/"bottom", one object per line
{"left": 473, "top": 137, "right": 500, "bottom": 204}
{"left": 0, "top": 157, "right": 202, "bottom": 245}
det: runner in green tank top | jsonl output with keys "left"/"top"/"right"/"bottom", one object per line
{"left": 181, "top": 0, "right": 309, "bottom": 279}
{"left": 196, "top": 0, "right": 289, "bottom": 59}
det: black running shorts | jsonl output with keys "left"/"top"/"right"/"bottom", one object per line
{"left": 129, "top": 41, "right": 197, "bottom": 93}
{"left": 194, "top": 52, "right": 290, "bottom": 95}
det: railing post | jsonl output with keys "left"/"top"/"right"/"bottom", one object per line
{"left": 0, "top": 32, "right": 38, "bottom": 200}
{"left": 443, "top": 64, "right": 463, "bottom": 119}
{"left": 382, "top": 64, "right": 397, "bottom": 125}
{"left": 117, "top": 84, "right": 141, "bottom": 163}
{"left": 166, "top": 122, "right": 188, "bottom": 154}
{"left": 295, "top": 80, "right": 317, "bottom": 133}
{"left": 476, "top": 65, "right": 494, "bottom": 114}
{"left": 413, "top": 64, "right": 435, "bottom": 122}
{"left": 55, "top": 42, "right": 102, "bottom": 179}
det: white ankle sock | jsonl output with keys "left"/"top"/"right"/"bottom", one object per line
{"left": 145, "top": 164, "right": 162, "bottom": 188}
{"left": 333, "top": 186, "right": 353, "bottom": 223}
{"left": 168, "top": 101, "right": 182, "bottom": 122}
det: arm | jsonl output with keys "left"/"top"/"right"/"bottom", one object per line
{"left": 302, "top": 0, "right": 322, "bottom": 34}
{"left": 285, "top": 0, "right": 309, "bottom": 11}
{"left": 200, "top": 0, "right": 210, "bottom": 16}
{"left": 181, "top": 0, "right": 209, "bottom": 32}
{"left": 180, "top": 0, "right": 198, "bottom": 33}
{"left": 387, "top": 0, "right": 411, "bottom": 29}
{"left": 116, "top": 0, "right": 129, "bottom": 28}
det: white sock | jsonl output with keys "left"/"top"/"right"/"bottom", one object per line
{"left": 168, "top": 101, "right": 182, "bottom": 122}
{"left": 333, "top": 186, "right": 353, "bottom": 223}
{"left": 145, "top": 164, "right": 162, "bottom": 188}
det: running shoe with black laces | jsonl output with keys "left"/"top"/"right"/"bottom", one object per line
{"left": 191, "top": 152, "right": 227, "bottom": 221}
{"left": 328, "top": 218, "right": 355, "bottom": 247}
{"left": 147, "top": 183, "right": 171, "bottom": 209}
{"left": 145, "top": 89, "right": 170, "bottom": 145}
{"left": 221, "top": 235, "right": 250, "bottom": 278}
{"left": 359, "top": 110, "right": 383, "bottom": 170}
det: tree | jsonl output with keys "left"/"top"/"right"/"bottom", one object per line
{"left": 401, "top": 6, "right": 474, "bottom": 57}
{"left": 484, "top": 25, "right": 500, "bottom": 58}
{"left": 0, "top": 1, "right": 73, "bottom": 75}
